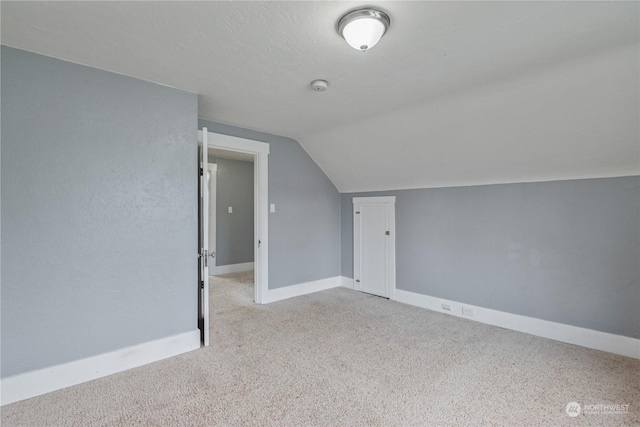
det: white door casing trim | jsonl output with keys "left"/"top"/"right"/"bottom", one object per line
{"left": 353, "top": 196, "right": 397, "bottom": 204}
{"left": 198, "top": 130, "right": 269, "bottom": 304}
{"left": 208, "top": 163, "right": 217, "bottom": 270}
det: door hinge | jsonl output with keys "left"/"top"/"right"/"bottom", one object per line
{"left": 200, "top": 167, "right": 204, "bottom": 176}
{"left": 355, "top": 211, "right": 360, "bottom": 214}
{"left": 200, "top": 280, "right": 204, "bottom": 289}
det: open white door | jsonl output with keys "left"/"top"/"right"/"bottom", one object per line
{"left": 198, "top": 128, "right": 210, "bottom": 346}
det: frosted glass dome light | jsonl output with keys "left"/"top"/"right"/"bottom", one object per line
{"left": 337, "top": 8, "right": 391, "bottom": 52}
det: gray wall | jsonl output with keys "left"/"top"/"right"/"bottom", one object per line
{"left": 199, "top": 119, "right": 341, "bottom": 289}
{"left": 341, "top": 177, "right": 640, "bottom": 338}
{"left": 1, "top": 47, "right": 198, "bottom": 378}
{"left": 208, "top": 156, "right": 254, "bottom": 266}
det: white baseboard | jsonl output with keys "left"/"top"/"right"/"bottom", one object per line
{"left": 1, "top": 330, "right": 201, "bottom": 406}
{"left": 394, "top": 289, "right": 640, "bottom": 359}
{"left": 211, "top": 262, "right": 254, "bottom": 275}
{"left": 264, "top": 276, "right": 341, "bottom": 304}
{"left": 340, "top": 276, "right": 354, "bottom": 290}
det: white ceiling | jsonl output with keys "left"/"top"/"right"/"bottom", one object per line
{"left": 2, "top": 1, "right": 639, "bottom": 192}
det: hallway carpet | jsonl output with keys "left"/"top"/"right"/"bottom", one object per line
{"left": 2, "top": 272, "right": 639, "bottom": 426}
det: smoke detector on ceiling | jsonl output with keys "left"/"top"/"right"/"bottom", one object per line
{"left": 310, "top": 79, "right": 329, "bottom": 92}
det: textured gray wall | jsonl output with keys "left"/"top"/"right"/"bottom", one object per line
{"left": 1, "top": 47, "right": 198, "bottom": 377}
{"left": 341, "top": 177, "right": 640, "bottom": 338}
{"left": 199, "top": 119, "right": 341, "bottom": 289}
{"left": 208, "top": 157, "right": 254, "bottom": 266}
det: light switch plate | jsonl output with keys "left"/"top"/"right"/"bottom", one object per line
{"left": 270, "top": 203, "right": 276, "bottom": 213}
{"left": 228, "top": 206, "right": 232, "bottom": 214}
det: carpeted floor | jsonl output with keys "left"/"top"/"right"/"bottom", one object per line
{"left": 2, "top": 271, "right": 639, "bottom": 426}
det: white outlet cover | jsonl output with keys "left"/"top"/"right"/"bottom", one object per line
{"left": 228, "top": 206, "right": 232, "bottom": 214}
{"left": 462, "top": 307, "right": 474, "bottom": 316}
{"left": 270, "top": 203, "right": 275, "bottom": 213}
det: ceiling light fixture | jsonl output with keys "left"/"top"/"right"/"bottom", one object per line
{"left": 337, "top": 7, "right": 391, "bottom": 52}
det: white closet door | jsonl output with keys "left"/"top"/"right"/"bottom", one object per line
{"left": 353, "top": 197, "right": 396, "bottom": 298}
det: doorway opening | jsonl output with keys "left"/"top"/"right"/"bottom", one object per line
{"left": 198, "top": 129, "right": 269, "bottom": 346}
{"left": 208, "top": 149, "right": 255, "bottom": 304}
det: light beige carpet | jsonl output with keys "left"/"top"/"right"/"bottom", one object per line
{"left": 2, "top": 272, "right": 639, "bottom": 426}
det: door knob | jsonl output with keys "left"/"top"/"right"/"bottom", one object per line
{"left": 209, "top": 251, "right": 216, "bottom": 258}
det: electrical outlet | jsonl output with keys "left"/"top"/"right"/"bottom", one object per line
{"left": 441, "top": 303, "right": 451, "bottom": 311}
{"left": 462, "top": 306, "right": 474, "bottom": 316}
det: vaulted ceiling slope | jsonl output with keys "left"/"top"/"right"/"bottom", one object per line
{"left": 2, "top": 1, "right": 638, "bottom": 192}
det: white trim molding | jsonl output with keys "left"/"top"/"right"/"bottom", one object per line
{"left": 200, "top": 130, "right": 271, "bottom": 155}
{"left": 1, "top": 330, "right": 200, "bottom": 406}
{"left": 352, "top": 196, "right": 397, "bottom": 204}
{"left": 211, "top": 262, "right": 254, "bottom": 275}
{"left": 394, "top": 289, "right": 640, "bottom": 359}
{"left": 263, "top": 276, "right": 341, "bottom": 304}
{"left": 340, "top": 276, "right": 354, "bottom": 290}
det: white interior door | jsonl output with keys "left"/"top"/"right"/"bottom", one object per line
{"left": 208, "top": 163, "right": 217, "bottom": 272}
{"left": 353, "top": 197, "right": 396, "bottom": 298}
{"left": 199, "top": 128, "right": 210, "bottom": 346}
